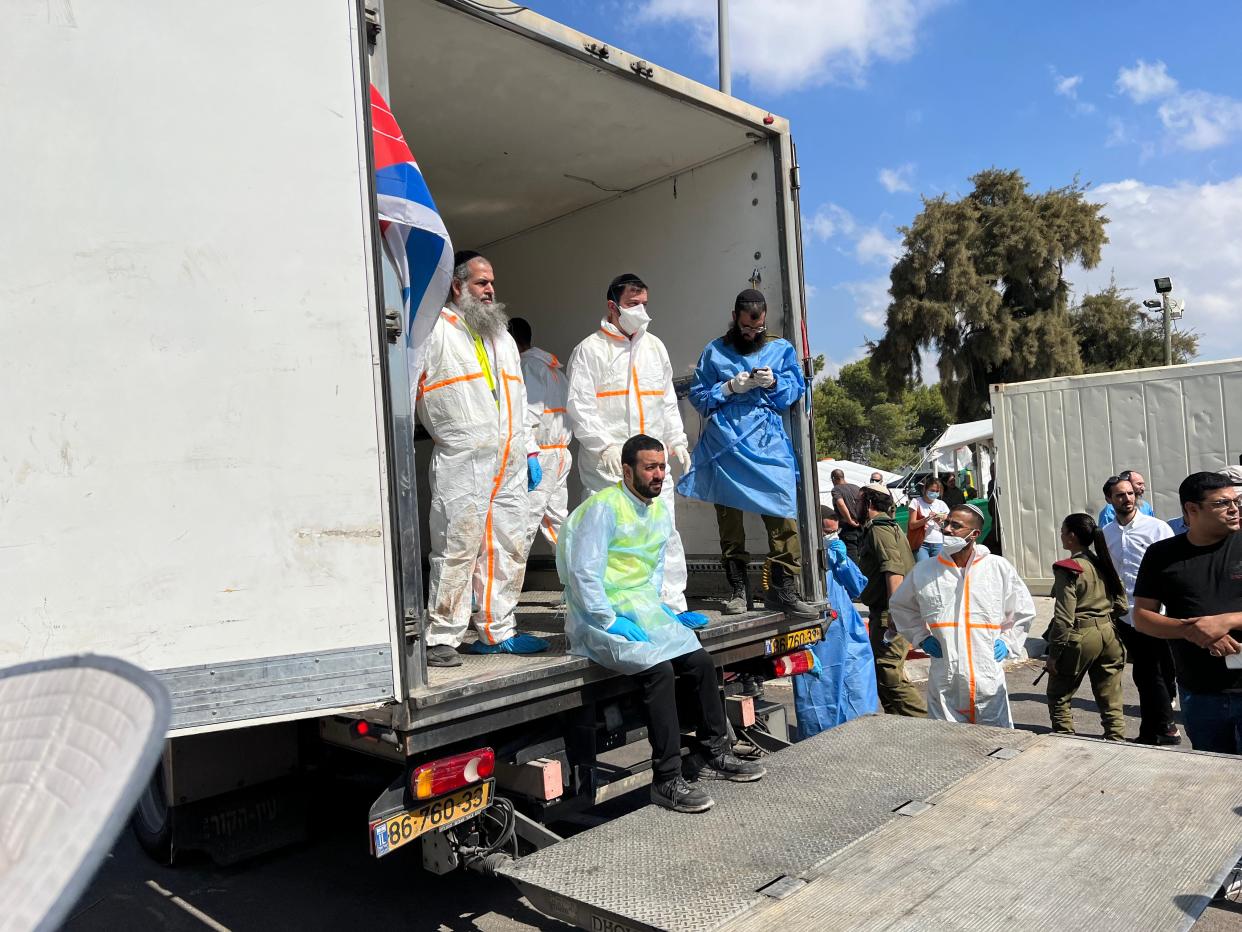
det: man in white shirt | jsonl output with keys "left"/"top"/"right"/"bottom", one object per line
{"left": 1100, "top": 476, "right": 1178, "bottom": 744}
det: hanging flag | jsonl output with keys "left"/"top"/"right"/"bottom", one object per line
{"left": 370, "top": 84, "right": 453, "bottom": 382}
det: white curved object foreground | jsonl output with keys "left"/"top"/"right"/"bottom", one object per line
{"left": 0, "top": 656, "right": 169, "bottom": 932}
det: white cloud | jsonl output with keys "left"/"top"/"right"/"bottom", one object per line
{"left": 1116, "top": 59, "right": 1178, "bottom": 103}
{"left": 1052, "top": 71, "right": 1082, "bottom": 99}
{"left": 854, "top": 227, "right": 903, "bottom": 265}
{"left": 1070, "top": 175, "right": 1242, "bottom": 361}
{"left": 1113, "top": 60, "right": 1242, "bottom": 151}
{"left": 838, "top": 276, "right": 892, "bottom": 329}
{"left": 1156, "top": 90, "right": 1242, "bottom": 151}
{"left": 878, "top": 163, "right": 915, "bottom": 193}
{"left": 808, "top": 202, "right": 857, "bottom": 240}
{"left": 635, "top": 0, "right": 946, "bottom": 93}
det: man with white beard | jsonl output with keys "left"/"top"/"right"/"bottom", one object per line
{"left": 416, "top": 251, "right": 549, "bottom": 667}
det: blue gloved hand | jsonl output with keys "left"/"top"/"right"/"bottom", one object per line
{"left": 527, "top": 454, "right": 542, "bottom": 491}
{"left": 676, "top": 610, "right": 710, "bottom": 630}
{"left": 994, "top": 639, "right": 1009, "bottom": 662}
{"left": 607, "top": 616, "right": 650, "bottom": 642}
{"left": 468, "top": 633, "right": 550, "bottom": 655}
{"left": 920, "top": 635, "right": 943, "bottom": 659}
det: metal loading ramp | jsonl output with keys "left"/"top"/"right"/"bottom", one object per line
{"left": 499, "top": 716, "right": 1242, "bottom": 932}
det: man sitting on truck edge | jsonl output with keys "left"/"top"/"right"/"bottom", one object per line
{"left": 857, "top": 484, "right": 927, "bottom": 718}
{"left": 510, "top": 316, "right": 573, "bottom": 551}
{"left": 565, "top": 273, "right": 707, "bottom": 630}
{"left": 557, "top": 434, "right": 765, "bottom": 813}
{"left": 1132, "top": 472, "right": 1242, "bottom": 754}
{"left": 676, "top": 288, "right": 817, "bottom": 621}
{"left": 416, "top": 251, "right": 549, "bottom": 668}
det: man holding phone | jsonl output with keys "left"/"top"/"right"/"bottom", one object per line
{"left": 678, "top": 289, "right": 816, "bottom": 619}
{"left": 1132, "top": 472, "right": 1242, "bottom": 754}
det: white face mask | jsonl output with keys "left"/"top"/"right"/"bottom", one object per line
{"left": 617, "top": 303, "right": 650, "bottom": 335}
{"left": 824, "top": 531, "right": 839, "bottom": 542}
{"left": 940, "top": 533, "right": 976, "bottom": 556}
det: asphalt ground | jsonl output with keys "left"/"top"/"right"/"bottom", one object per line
{"left": 64, "top": 598, "right": 1242, "bottom": 932}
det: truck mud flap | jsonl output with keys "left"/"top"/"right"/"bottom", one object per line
{"left": 499, "top": 716, "right": 1242, "bottom": 931}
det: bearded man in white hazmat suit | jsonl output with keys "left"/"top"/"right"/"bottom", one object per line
{"left": 416, "top": 251, "right": 549, "bottom": 668}
{"left": 566, "top": 273, "right": 707, "bottom": 628}
{"left": 509, "top": 316, "right": 572, "bottom": 549}
{"left": 890, "top": 504, "right": 1035, "bottom": 727}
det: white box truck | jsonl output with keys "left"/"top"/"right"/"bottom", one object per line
{"left": 1, "top": 0, "right": 826, "bottom": 865}
{"left": 990, "top": 357, "right": 1242, "bottom": 594}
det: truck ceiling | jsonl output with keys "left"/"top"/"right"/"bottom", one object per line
{"left": 384, "top": 0, "right": 784, "bottom": 249}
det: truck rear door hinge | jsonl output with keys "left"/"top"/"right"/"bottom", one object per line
{"left": 384, "top": 307, "right": 402, "bottom": 343}
{"left": 584, "top": 42, "right": 609, "bottom": 60}
{"left": 630, "top": 60, "right": 655, "bottom": 79}
{"left": 789, "top": 165, "right": 801, "bottom": 190}
{"left": 403, "top": 607, "right": 422, "bottom": 640}
{"left": 363, "top": 1, "right": 381, "bottom": 44}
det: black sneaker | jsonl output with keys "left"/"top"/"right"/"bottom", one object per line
{"left": 697, "top": 752, "right": 767, "bottom": 783}
{"left": 650, "top": 776, "right": 714, "bottom": 813}
{"left": 1158, "top": 727, "right": 1183, "bottom": 746}
{"left": 426, "top": 645, "right": 463, "bottom": 668}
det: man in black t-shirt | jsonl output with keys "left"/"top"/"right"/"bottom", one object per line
{"left": 830, "top": 469, "right": 864, "bottom": 563}
{"left": 1132, "top": 472, "right": 1242, "bottom": 754}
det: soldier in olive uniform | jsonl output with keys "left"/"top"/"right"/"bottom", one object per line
{"left": 858, "top": 484, "right": 927, "bottom": 717}
{"left": 1045, "top": 512, "right": 1129, "bottom": 740}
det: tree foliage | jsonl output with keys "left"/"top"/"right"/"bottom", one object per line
{"left": 870, "top": 169, "right": 1109, "bottom": 420}
{"left": 813, "top": 360, "right": 950, "bottom": 470}
{"left": 1071, "top": 285, "right": 1198, "bottom": 372}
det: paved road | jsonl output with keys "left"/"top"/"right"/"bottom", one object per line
{"left": 67, "top": 598, "right": 1242, "bottom": 931}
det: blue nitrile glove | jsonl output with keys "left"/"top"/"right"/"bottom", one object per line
{"left": 607, "top": 616, "right": 650, "bottom": 642}
{"left": 827, "top": 537, "right": 847, "bottom": 562}
{"left": 920, "top": 636, "right": 943, "bottom": 659}
{"left": 676, "top": 610, "right": 710, "bottom": 630}
{"left": 468, "top": 633, "right": 550, "bottom": 655}
{"left": 527, "top": 454, "right": 542, "bottom": 491}
{"left": 994, "top": 639, "right": 1009, "bottom": 662}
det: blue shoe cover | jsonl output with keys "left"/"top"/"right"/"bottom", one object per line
{"left": 677, "top": 610, "right": 710, "bottom": 630}
{"left": 468, "top": 633, "right": 550, "bottom": 655}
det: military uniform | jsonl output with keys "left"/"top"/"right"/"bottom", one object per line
{"left": 859, "top": 516, "right": 927, "bottom": 717}
{"left": 1045, "top": 553, "right": 1129, "bottom": 740}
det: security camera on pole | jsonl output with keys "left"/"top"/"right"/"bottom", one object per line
{"left": 1142, "top": 277, "right": 1185, "bottom": 366}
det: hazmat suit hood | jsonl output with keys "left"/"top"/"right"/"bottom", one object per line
{"left": 521, "top": 345, "right": 562, "bottom": 370}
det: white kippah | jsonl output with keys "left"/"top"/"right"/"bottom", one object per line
{"left": 960, "top": 502, "right": 985, "bottom": 523}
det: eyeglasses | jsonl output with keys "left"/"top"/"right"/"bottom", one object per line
{"left": 942, "top": 519, "right": 973, "bottom": 532}
{"left": 1200, "top": 498, "right": 1241, "bottom": 512}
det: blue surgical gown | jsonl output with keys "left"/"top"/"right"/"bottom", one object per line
{"left": 676, "top": 336, "right": 806, "bottom": 518}
{"left": 794, "top": 539, "right": 880, "bottom": 737}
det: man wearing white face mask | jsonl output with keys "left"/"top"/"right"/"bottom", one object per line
{"left": 566, "top": 273, "right": 704, "bottom": 626}
{"left": 890, "top": 504, "right": 1036, "bottom": 727}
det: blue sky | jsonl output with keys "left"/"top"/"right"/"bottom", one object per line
{"left": 523, "top": 0, "right": 1242, "bottom": 376}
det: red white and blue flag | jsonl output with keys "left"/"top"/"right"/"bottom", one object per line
{"left": 370, "top": 84, "right": 452, "bottom": 381}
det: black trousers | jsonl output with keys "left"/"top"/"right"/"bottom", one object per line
{"left": 1116, "top": 621, "right": 1177, "bottom": 739}
{"left": 839, "top": 525, "right": 864, "bottom": 564}
{"left": 638, "top": 649, "right": 729, "bottom": 782}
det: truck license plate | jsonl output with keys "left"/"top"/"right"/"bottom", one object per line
{"left": 764, "top": 624, "right": 823, "bottom": 656}
{"left": 370, "top": 780, "right": 493, "bottom": 858}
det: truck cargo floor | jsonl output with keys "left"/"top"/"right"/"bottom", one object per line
{"left": 412, "top": 591, "right": 787, "bottom": 711}
{"left": 500, "top": 715, "right": 1242, "bottom": 932}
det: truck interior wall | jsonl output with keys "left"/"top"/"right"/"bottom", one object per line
{"left": 993, "top": 360, "right": 1242, "bottom": 592}
{"left": 0, "top": 1, "right": 398, "bottom": 700}
{"left": 409, "top": 142, "right": 789, "bottom": 563}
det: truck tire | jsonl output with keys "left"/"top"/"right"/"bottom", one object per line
{"left": 131, "top": 768, "right": 174, "bottom": 865}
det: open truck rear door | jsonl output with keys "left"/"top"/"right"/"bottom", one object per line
{"left": 0, "top": 0, "right": 403, "bottom": 734}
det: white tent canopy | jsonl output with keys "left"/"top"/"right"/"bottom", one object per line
{"left": 929, "top": 418, "right": 993, "bottom": 456}
{"left": 927, "top": 418, "right": 993, "bottom": 489}
{"left": 817, "top": 460, "right": 906, "bottom": 507}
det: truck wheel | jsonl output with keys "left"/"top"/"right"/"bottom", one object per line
{"left": 131, "top": 768, "right": 174, "bottom": 865}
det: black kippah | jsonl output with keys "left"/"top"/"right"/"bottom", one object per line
{"left": 734, "top": 288, "right": 766, "bottom": 310}
{"left": 453, "top": 249, "right": 482, "bottom": 268}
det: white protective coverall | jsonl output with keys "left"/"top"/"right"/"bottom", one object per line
{"left": 521, "top": 346, "right": 573, "bottom": 548}
{"left": 566, "top": 320, "right": 690, "bottom": 612}
{"left": 889, "top": 545, "right": 1036, "bottom": 727}
{"left": 416, "top": 308, "right": 537, "bottom": 648}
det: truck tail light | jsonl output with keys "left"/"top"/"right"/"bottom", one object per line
{"left": 410, "top": 747, "right": 495, "bottom": 800}
{"left": 772, "top": 649, "right": 815, "bottom": 677}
